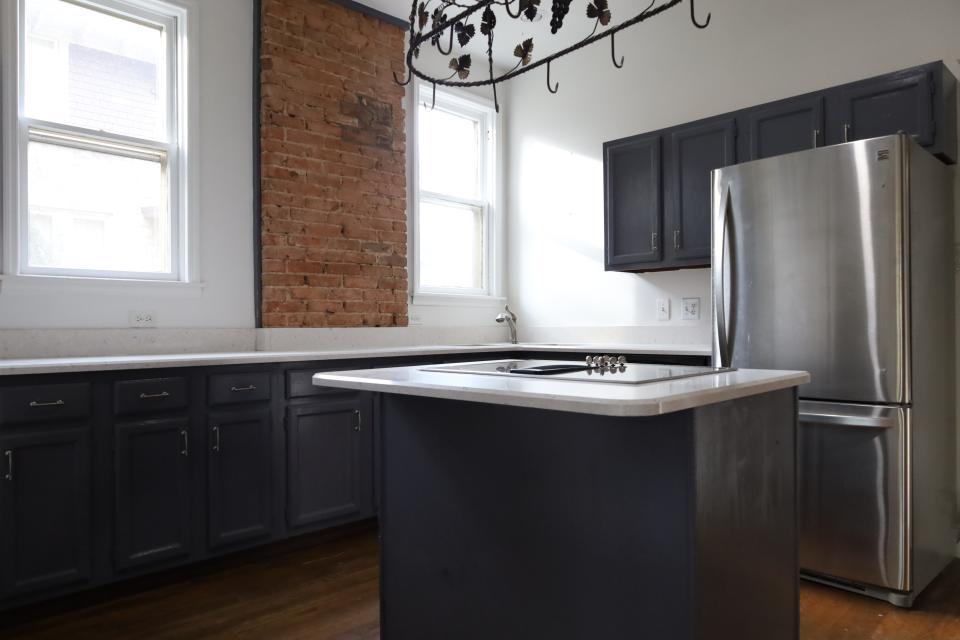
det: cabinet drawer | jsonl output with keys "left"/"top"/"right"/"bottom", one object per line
{"left": 0, "top": 383, "right": 92, "bottom": 426}
{"left": 208, "top": 372, "right": 271, "bottom": 406}
{"left": 286, "top": 369, "right": 358, "bottom": 399}
{"left": 114, "top": 377, "right": 189, "bottom": 416}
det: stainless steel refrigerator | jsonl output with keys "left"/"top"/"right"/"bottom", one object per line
{"left": 710, "top": 134, "right": 956, "bottom": 607}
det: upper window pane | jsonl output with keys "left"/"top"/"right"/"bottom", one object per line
{"left": 24, "top": 0, "right": 166, "bottom": 141}
{"left": 418, "top": 102, "right": 481, "bottom": 200}
{"left": 27, "top": 140, "right": 170, "bottom": 274}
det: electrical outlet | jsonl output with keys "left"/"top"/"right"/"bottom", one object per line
{"left": 681, "top": 297, "right": 701, "bottom": 321}
{"left": 656, "top": 298, "right": 670, "bottom": 321}
{"left": 129, "top": 310, "right": 157, "bottom": 328}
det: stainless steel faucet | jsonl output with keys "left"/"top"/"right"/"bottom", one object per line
{"left": 495, "top": 305, "right": 518, "bottom": 344}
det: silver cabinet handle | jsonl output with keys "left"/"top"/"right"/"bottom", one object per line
{"left": 800, "top": 412, "right": 895, "bottom": 429}
{"left": 230, "top": 385, "right": 257, "bottom": 393}
{"left": 212, "top": 426, "right": 220, "bottom": 452}
{"left": 180, "top": 430, "right": 189, "bottom": 457}
{"left": 4, "top": 450, "right": 11, "bottom": 481}
{"left": 843, "top": 123, "right": 851, "bottom": 143}
{"left": 29, "top": 399, "right": 64, "bottom": 408}
{"left": 812, "top": 128, "right": 820, "bottom": 148}
{"left": 651, "top": 232, "right": 658, "bottom": 252}
{"left": 354, "top": 410, "right": 362, "bottom": 432}
{"left": 674, "top": 229, "right": 681, "bottom": 250}
{"left": 139, "top": 391, "right": 170, "bottom": 399}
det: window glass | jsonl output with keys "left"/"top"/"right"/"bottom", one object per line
{"left": 417, "top": 199, "right": 483, "bottom": 290}
{"left": 418, "top": 103, "right": 480, "bottom": 201}
{"left": 27, "top": 141, "right": 169, "bottom": 274}
{"left": 24, "top": 0, "right": 165, "bottom": 141}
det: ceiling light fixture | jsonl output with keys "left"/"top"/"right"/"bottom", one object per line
{"left": 394, "top": 0, "right": 713, "bottom": 112}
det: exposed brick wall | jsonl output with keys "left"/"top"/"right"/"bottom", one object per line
{"left": 260, "top": 0, "right": 408, "bottom": 327}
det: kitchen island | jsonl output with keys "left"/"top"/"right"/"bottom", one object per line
{"left": 314, "top": 360, "right": 809, "bottom": 640}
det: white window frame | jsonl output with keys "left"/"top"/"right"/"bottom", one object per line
{"left": 0, "top": 0, "right": 198, "bottom": 286}
{"left": 411, "top": 82, "right": 503, "bottom": 306}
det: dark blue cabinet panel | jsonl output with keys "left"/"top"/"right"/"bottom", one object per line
{"left": 114, "top": 418, "right": 193, "bottom": 571}
{"left": 208, "top": 408, "right": 272, "bottom": 549}
{"left": 830, "top": 66, "right": 935, "bottom": 148}
{"left": 603, "top": 134, "right": 662, "bottom": 270}
{"left": 286, "top": 396, "right": 373, "bottom": 531}
{"left": 0, "top": 429, "right": 91, "bottom": 597}
{"left": 744, "top": 95, "right": 825, "bottom": 160}
{"left": 668, "top": 117, "right": 736, "bottom": 263}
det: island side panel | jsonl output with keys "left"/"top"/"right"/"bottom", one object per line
{"left": 379, "top": 395, "right": 696, "bottom": 640}
{"left": 692, "top": 388, "right": 799, "bottom": 640}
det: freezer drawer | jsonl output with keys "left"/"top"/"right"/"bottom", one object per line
{"left": 799, "top": 401, "right": 908, "bottom": 592}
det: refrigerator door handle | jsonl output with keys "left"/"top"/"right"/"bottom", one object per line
{"left": 713, "top": 184, "right": 732, "bottom": 367}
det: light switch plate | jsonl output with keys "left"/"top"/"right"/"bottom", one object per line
{"left": 656, "top": 298, "right": 670, "bottom": 321}
{"left": 681, "top": 297, "right": 701, "bottom": 321}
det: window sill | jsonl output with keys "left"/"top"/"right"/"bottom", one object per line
{"left": 0, "top": 274, "right": 205, "bottom": 297}
{"left": 411, "top": 292, "right": 506, "bottom": 308}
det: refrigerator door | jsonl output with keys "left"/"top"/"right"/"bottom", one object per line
{"left": 712, "top": 135, "right": 908, "bottom": 404}
{"left": 798, "top": 401, "right": 908, "bottom": 592}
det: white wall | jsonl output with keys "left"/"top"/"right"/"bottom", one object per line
{"left": 0, "top": 0, "right": 255, "bottom": 329}
{"left": 504, "top": 0, "right": 960, "bottom": 345}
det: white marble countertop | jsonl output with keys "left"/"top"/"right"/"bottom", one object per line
{"left": 0, "top": 343, "right": 712, "bottom": 376}
{"left": 312, "top": 363, "right": 810, "bottom": 417}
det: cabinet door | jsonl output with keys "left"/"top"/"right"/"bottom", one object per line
{"left": 831, "top": 67, "right": 934, "bottom": 147}
{"left": 0, "top": 429, "right": 91, "bottom": 597}
{"left": 114, "top": 418, "right": 193, "bottom": 571}
{"left": 603, "top": 134, "right": 662, "bottom": 270}
{"left": 286, "top": 396, "right": 373, "bottom": 531}
{"left": 668, "top": 118, "right": 736, "bottom": 263}
{"left": 744, "top": 94, "right": 825, "bottom": 160}
{"left": 208, "top": 408, "right": 272, "bottom": 549}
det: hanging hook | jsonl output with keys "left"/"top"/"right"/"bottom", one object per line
{"left": 436, "top": 26, "right": 455, "bottom": 55}
{"left": 546, "top": 60, "right": 559, "bottom": 94}
{"left": 423, "top": 82, "right": 437, "bottom": 110}
{"left": 610, "top": 33, "right": 625, "bottom": 69}
{"left": 504, "top": 0, "right": 523, "bottom": 19}
{"left": 393, "top": 68, "right": 412, "bottom": 86}
{"left": 690, "top": 0, "right": 711, "bottom": 28}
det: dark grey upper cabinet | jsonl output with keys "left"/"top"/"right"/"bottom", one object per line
{"left": 114, "top": 418, "right": 193, "bottom": 571}
{"left": 0, "top": 429, "right": 91, "bottom": 597}
{"left": 603, "top": 134, "right": 662, "bottom": 270}
{"left": 208, "top": 408, "right": 272, "bottom": 549}
{"left": 827, "top": 62, "right": 956, "bottom": 161}
{"left": 668, "top": 117, "right": 737, "bottom": 264}
{"left": 286, "top": 395, "right": 373, "bottom": 531}
{"left": 604, "top": 61, "right": 957, "bottom": 272}
{"left": 744, "top": 95, "right": 825, "bottom": 161}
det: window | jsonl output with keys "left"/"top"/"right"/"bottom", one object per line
{"left": 414, "top": 85, "right": 499, "bottom": 300}
{"left": 2, "top": 0, "right": 190, "bottom": 281}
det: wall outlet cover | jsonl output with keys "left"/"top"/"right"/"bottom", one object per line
{"left": 681, "top": 297, "right": 701, "bottom": 321}
{"left": 129, "top": 310, "right": 157, "bottom": 328}
{"left": 656, "top": 298, "right": 670, "bottom": 321}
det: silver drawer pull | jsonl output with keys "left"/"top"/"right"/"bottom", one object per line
{"left": 180, "top": 430, "right": 189, "bottom": 457}
{"left": 4, "top": 450, "right": 12, "bottom": 481}
{"left": 212, "top": 426, "right": 221, "bottom": 452}
{"left": 354, "top": 410, "right": 362, "bottom": 432}
{"left": 29, "top": 399, "right": 64, "bottom": 408}
{"left": 230, "top": 385, "right": 257, "bottom": 393}
{"left": 139, "top": 391, "right": 171, "bottom": 400}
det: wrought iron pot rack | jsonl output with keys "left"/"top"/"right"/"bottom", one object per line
{"left": 394, "top": 0, "right": 712, "bottom": 112}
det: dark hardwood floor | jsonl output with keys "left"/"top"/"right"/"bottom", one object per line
{"left": 1, "top": 528, "right": 958, "bottom": 639}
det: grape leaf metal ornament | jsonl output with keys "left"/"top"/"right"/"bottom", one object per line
{"left": 394, "top": 0, "right": 714, "bottom": 113}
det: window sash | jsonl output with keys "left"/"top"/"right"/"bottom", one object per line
{"left": 10, "top": 0, "right": 185, "bottom": 281}
{"left": 414, "top": 83, "right": 496, "bottom": 299}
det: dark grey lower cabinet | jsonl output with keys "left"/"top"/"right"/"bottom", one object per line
{"left": 0, "top": 429, "right": 92, "bottom": 596}
{"left": 208, "top": 408, "right": 272, "bottom": 549}
{"left": 114, "top": 418, "right": 193, "bottom": 571}
{"left": 286, "top": 395, "right": 374, "bottom": 531}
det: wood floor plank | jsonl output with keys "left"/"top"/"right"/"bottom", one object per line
{"left": 1, "top": 528, "right": 957, "bottom": 639}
